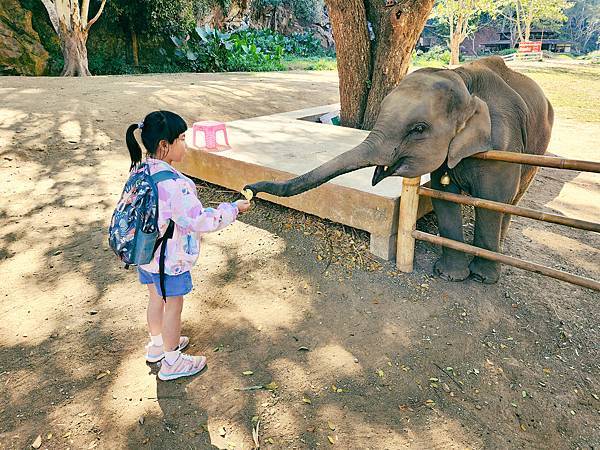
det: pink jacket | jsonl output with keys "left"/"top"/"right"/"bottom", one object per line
{"left": 139, "top": 158, "right": 238, "bottom": 275}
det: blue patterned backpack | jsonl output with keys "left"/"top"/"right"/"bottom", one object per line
{"left": 108, "top": 163, "right": 178, "bottom": 299}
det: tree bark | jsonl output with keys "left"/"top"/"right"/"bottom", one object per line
{"left": 60, "top": 26, "right": 91, "bottom": 76}
{"left": 362, "top": 0, "right": 434, "bottom": 129}
{"left": 326, "top": 0, "right": 372, "bottom": 129}
{"left": 450, "top": 34, "right": 461, "bottom": 65}
{"left": 131, "top": 30, "right": 140, "bottom": 66}
{"left": 326, "top": 0, "right": 434, "bottom": 130}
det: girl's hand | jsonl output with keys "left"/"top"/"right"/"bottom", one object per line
{"left": 234, "top": 200, "right": 251, "bottom": 213}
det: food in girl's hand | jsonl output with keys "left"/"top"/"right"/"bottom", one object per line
{"left": 241, "top": 188, "right": 254, "bottom": 201}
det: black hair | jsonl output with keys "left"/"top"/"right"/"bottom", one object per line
{"left": 125, "top": 110, "right": 188, "bottom": 170}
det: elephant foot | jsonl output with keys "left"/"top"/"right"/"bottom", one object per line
{"left": 469, "top": 257, "right": 500, "bottom": 284}
{"left": 434, "top": 258, "right": 470, "bottom": 282}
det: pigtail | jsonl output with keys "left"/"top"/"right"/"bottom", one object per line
{"left": 126, "top": 124, "right": 142, "bottom": 171}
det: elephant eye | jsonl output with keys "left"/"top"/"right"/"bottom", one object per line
{"left": 410, "top": 123, "right": 428, "bottom": 134}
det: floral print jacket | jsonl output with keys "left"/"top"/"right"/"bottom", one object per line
{"left": 139, "top": 158, "right": 238, "bottom": 275}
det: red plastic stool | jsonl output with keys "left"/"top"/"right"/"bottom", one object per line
{"left": 192, "top": 121, "right": 229, "bottom": 150}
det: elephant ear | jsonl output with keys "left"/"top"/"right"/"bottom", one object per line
{"left": 447, "top": 95, "right": 492, "bottom": 169}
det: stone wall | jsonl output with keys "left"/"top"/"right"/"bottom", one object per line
{"left": 0, "top": 0, "right": 48, "bottom": 75}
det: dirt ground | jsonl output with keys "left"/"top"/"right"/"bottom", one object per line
{"left": 0, "top": 65, "right": 598, "bottom": 450}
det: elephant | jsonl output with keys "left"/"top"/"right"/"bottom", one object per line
{"left": 244, "top": 56, "right": 554, "bottom": 284}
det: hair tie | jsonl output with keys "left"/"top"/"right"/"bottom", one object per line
{"left": 137, "top": 122, "right": 144, "bottom": 130}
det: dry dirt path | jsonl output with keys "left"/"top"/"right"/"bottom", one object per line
{"left": 0, "top": 69, "right": 598, "bottom": 449}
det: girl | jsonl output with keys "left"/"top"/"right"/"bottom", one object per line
{"left": 125, "top": 110, "right": 250, "bottom": 381}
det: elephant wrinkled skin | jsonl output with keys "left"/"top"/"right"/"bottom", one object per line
{"left": 245, "top": 57, "right": 554, "bottom": 284}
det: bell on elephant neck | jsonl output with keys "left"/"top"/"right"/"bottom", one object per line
{"left": 440, "top": 172, "right": 451, "bottom": 186}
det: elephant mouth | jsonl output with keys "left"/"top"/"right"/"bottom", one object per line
{"left": 371, "top": 158, "right": 406, "bottom": 186}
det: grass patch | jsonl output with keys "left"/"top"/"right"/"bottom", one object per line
{"left": 283, "top": 56, "right": 337, "bottom": 71}
{"left": 519, "top": 64, "right": 600, "bottom": 122}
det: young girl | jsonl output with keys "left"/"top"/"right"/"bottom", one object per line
{"left": 125, "top": 110, "right": 250, "bottom": 381}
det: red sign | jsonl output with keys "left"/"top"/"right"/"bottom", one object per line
{"left": 518, "top": 41, "right": 542, "bottom": 53}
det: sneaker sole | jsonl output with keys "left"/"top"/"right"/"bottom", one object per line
{"left": 158, "top": 357, "right": 207, "bottom": 381}
{"left": 145, "top": 338, "right": 190, "bottom": 363}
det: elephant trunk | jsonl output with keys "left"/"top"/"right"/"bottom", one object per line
{"left": 245, "top": 138, "right": 378, "bottom": 198}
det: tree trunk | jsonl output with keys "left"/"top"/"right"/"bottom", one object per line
{"left": 131, "top": 30, "right": 139, "bottom": 66}
{"left": 450, "top": 34, "right": 461, "bottom": 65}
{"left": 362, "top": 0, "right": 434, "bottom": 129}
{"left": 326, "top": 0, "right": 372, "bottom": 129}
{"left": 59, "top": 26, "right": 91, "bottom": 76}
{"left": 326, "top": 0, "right": 434, "bottom": 130}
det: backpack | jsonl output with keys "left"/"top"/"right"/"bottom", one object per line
{"left": 108, "top": 163, "right": 178, "bottom": 300}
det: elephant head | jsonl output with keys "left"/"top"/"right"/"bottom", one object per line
{"left": 244, "top": 68, "right": 492, "bottom": 197}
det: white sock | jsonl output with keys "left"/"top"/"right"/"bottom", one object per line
{"left": 150, "top": 334, "right": 163, "bottom": 346}
{"left": 164, "top": 350, "right": 180, "bottom": 365}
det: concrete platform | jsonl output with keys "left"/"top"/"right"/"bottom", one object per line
{"left": 176, "top": 105, "right": 431, "bottom": 260}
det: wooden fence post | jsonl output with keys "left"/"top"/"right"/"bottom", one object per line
{"left": 396, "top": 176, "right": 421, "bottom": 272}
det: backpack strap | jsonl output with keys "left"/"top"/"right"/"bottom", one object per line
{"left": 151, "top": 170, "right": 179, "bottom": 184}
{"left": 150, "top": 170, "right": 179, "bottom": 301}
{"left": 156, "top": 220, "right": 175, "bottom": 302}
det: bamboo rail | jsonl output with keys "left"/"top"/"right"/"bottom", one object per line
{"left": 418, "top": 187, "right": 600, "bottom": 233}
{"left": 395, "top": 151, "right": 600, "bottom": 291}
{"left": 471, "top": 151, "right": 600, "bottom": 173}
{"left": 413, "top": 231, "right": 600, "bottom": 291}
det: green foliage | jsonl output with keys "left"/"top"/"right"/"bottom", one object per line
{"left": 497, "top": 0, "right": 572, "bottom": 40}
{"left": 170, "top": 26, "right": 329, "bottom": 72}
{"left": 251, "top": 0, "right": 324, "bottom": 24}
{"left": 282, "top": 56, "right": 337, "bottom": 70}
{"left": 413, "top": 45, "right": 452, "bottom": 66}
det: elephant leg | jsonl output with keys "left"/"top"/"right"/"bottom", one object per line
{"left": 470, "top": 163, "right": 520, "bottom": 283}
{"left": 501, "top": 165, "right": 539, "bottom": 243}
{"left": 469, "top": 207, "right": 504, "bottom": 283}
{"left": 500, "top": 213, "right": 512, "bottom": 244}
{"left": 431, "top": 171, "right": 470, "bottom": 281}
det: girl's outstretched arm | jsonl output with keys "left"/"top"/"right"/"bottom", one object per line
{"left": 160, "top": 179, "right": 239, "bottom": 234}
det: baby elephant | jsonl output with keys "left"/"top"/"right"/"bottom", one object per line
{"left": 246, "top": 56, "right": 553, "bottom": 284}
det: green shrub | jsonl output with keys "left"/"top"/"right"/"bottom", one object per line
{"left": 413, "top": 46, "right": 451, "bottom": 66}
{"left": 170, "top": 26, "right": 329, "bottom": 72}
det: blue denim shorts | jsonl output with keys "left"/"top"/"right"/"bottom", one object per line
{"left": 138, "top": 268, "right": 193, "bottom": 297}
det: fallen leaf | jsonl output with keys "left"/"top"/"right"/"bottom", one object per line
{"left": 331, "top": 384, "right": 337, "bottom": 392}
{"left": 328, "top": 435, "right": 335, "bottom": 444}
{"left": 46, "top": 433, "right": 53, "bottom": 440}
{"left": 303, "top": 396, "right": 312, "bottom": 404}
{"left": 242, "top": 371, "right": 254, "bottom": 376}
{"left": 142, "top": 438, "right": 149, "bottom": 444}
{"left": 298, "top": 346, "right": 310, "bottom": 352}
{"left": 429, "top": 378, "right": 439, "bottom": 382}
{"left": 543, "top": 368, "right": 551, "bottom": 374}
{"left": 520, "top": 424, "right": 527, "bottom": 431}
{"left": 328, "top": 421, "right": 336, "bottom": 431}
{"left": 96, "top": 371, "right": 109, "bottom": 380}
{"left": 266, "top": 437, "right": 274, "bottom": 444}
{"left": 522, "top": 391, "right": 527, "bottom": 398}
{"left": 265, "top": 381, "right": 279, "bottom": 391}
{"left": 32, "top": 435, "right": 42, "bottom": 449}
{"left": 377, "top": 369, "right": 384, "bottom": 378}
